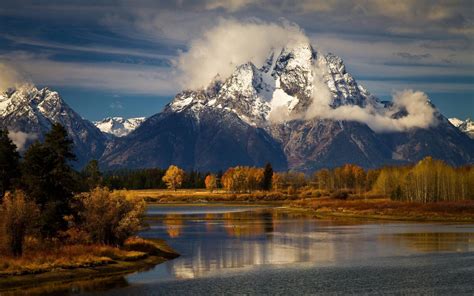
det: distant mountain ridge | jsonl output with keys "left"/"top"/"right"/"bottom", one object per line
{"left": 94, "top": 117, "right": 146, "bottom": 137}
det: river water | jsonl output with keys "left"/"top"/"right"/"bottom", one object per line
{"left": 16, "top": 204, "right": 474, "bottom": 295}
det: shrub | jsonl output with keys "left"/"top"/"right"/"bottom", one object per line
{"left": 79, "top": 187, "right": 146, "bottom": 246}
{"left": 331, "top": 190, "right": 349, "bottom": 200}
{"left": 287, "top": 186, "right": 296, "bottom": 195}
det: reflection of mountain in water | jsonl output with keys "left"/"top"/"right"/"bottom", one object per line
{"left": 159, "top": 210, "right": 341, "bottom": 279}
{"left": 146, "top": 208, "right": 474, "bottom": 281}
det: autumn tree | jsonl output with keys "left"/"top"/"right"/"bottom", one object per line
{"left": 162, "top": 165, "right": 185, "bottom": 191}
{"left": 0, "top": 191, "right": 39, "bottom": 256}
{"left": 205, "top": 174, "right": 217, "bottom": 192}
{"left": 371, "top": 157, "right": 473, "bottom": 203}
{"left": 78, "top": 187, "right": 145, "bottom": 245}
{"left": 314, "top": 169, "right": 331, "bottom": 190}
{"left": 272, "top": 173, "right": 283, "bottom": 191}
{"left": 221, "top": 166, "right": 264, "bottom": 193}
{"left": 0, "top": 130, "right": 20, "bottom": 200}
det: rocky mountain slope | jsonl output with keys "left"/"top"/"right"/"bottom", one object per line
{"left": 101, "top": 42, "right": 473, "bottom": 171}
{"left": 94, "top": 117, "right": 146, "bottom": 137}
{"left": 0, "top": 84, "right": 107, "bottom": 168}
{"left": 449, "top": 118, "right": 474, "bottom": 139}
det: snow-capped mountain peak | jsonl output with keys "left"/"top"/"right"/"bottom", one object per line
{"left": 0, "top": 83, "right": 106, "bottom": 167}
{"left": 165, "top": 41, "right": 379, "bottom": 127}
{"left": 449, "top": 117, "right": 474, "bottom": 138}
{"left": 94, "top": 116, "right": 146, "bottom": 137}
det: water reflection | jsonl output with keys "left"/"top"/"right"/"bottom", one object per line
{"left": 133, "top": 205, "right": 474, "bottom": 282}
{"left": 379, "top": 232, "right": 474, "bottom": 252}
{"left": 8, "top": 205, "right": 474, "bottom": 295}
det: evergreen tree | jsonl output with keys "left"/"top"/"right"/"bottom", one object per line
{"left": 82, "top": 159, "right": 102, "bottom": 190}
{"left": 44, "top": 123, "right": 76, "bottom": 163}
{"left": 21, "top": 124, "right": 76, "bottom": 238}
{"left": 262, "top": 163, "right": 273, "bottom": 191}
{"left": 0, "top": 130, "right": 20, "bottom": 200}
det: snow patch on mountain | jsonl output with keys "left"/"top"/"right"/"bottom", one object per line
{"left": 449, "top": 118, "right": 474, "bottom": 138}
{"left": 94, "top": 117, "right": 146, "bottom": 137}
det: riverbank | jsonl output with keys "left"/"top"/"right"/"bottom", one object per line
{"left": 288, "top": 198, "right": 474, "bottom": 222}
{"left": 123, "top": 189, "right": 474, "bottom": 222}
{"left": 0, "top": 237, "right": 179, "bottom": 293}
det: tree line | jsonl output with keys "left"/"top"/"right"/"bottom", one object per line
{"left": 84, "top": 157, "right": 473, "bottom": 203}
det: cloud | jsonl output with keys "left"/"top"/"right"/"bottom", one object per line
{"left": 0, "top": 52, "right": 178, "bottom": 95}
{"left": 8, "top": 131, "right": 37, "bottom": 150}
{"left": 394, "top": 52, "right": 431, "bottom": 61}
{"left": 175, "top": 18, "right": 309, "bottom": 89}
{"left": 0, "top": 62, "right": 28, "bottom": 92}
{"left": 205, "top": 0, "right": 255, "bottom": 12}
{"left": 175, "top": 18, "right": 438, "bottom": 132}
{"left": 301, "top": 60, "right": 437, "bottom": 132}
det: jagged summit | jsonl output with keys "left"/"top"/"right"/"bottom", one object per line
{"left": 0, "top": 83, "right": 106, "bottom": 168}
{"left": 94, "top": 116, "right": 146, "bottom": 137}
{"left": 166, "top": 41, "right": 378, "bottom": 127}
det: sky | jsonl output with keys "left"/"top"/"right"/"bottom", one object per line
{"left": 0, "top": 0, "right": 473, "bottom": 121}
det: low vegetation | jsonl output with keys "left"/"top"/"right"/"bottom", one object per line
{"left": 290, "top": 198, "right": 474, "bottom": 222}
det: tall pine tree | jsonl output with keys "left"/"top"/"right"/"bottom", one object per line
{"left": 0, "top": 130, "right": 20, "bottom": 200}
{"left": 21, "top": 123, "right": 76, "bottom": 238}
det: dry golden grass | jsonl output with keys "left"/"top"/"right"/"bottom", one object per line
{"left": 0, "top": 236, "right": 177, "bottom": 277}
{"left": 290, "top": 198, "right": 474, "bottom": 221}
{"left": 0, "top": 243, "right": 115, "bottom": 276}
{"left": 116, "top": 188, "right": 296, "bottom": 202}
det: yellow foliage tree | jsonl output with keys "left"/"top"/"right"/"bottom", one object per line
{"left": 205, "top": 174, "right": 217, "bottom": 192}
{"left": 162, "top": 165, "right": 185, "bottom": 191}
{"left": 0, "top": 191, "right": 39, "bottom": 256}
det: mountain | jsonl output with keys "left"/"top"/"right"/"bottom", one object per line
{"left": 0, "top": 84, "right": 107, "bottom": 168}
{"left": 449, "top": 118, "right": 474, "bottom": 139}
{"left": 101, "top": 42, "right": 474, "bottom": 171}
{"left": 2, "top": 43, "right": 472, "bottom": 172}
{"left": 94, "top": 117, "right": 146, "bottom": 137}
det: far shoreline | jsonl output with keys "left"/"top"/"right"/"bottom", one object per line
{"left": 134, "top": 189, "right": 474, "bottom": 223}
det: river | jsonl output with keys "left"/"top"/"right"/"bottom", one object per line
{"left": 19, "top": 204, "right": 474, "bottom": 295}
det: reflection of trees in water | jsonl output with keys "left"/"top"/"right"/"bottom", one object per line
{"left": 222, "top": 211, "right": 269, "bottom": 238}
{"left": 379, "top": 232, "right": 474, "bottom": 252}
{"left": 205, "top": 213, "right": 216, "bottom": 232}
{"left": 163, "top": 214, "right": 184, "bottom": 238}
{"left": 166, "top": 210, "right": 340, "bottom": 280}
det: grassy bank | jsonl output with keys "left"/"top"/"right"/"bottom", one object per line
{"left": 288, "top": 198, "right": 474, "bottom": 222}
{"left": 0, "top": 237, "right": 179, "bottom": 292}
{"left": 121, "top": 189, "right": 474, "bottom": 222}
{"left": 116, "top": 188, "right": 296, "bottom": 203}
